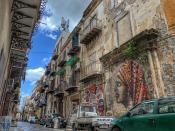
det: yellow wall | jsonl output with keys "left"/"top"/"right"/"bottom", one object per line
{"left": 162, "top": 0, "right": 175, "bottom": 34}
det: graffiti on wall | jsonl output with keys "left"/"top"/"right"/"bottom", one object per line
{"left": 83, "top": 84, "right": 104, "bottom": 116}
{"left": 117, "top": 60, "right": 149, "bottom": 107}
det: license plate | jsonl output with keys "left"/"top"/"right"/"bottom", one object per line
{"left": 100, "top": 124, "right": 108, "bottom": 128}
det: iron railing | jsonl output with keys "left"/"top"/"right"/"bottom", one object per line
{"left": 80, "top": 17, "right": 102, "bottom": 43}
{"left": 81, "top": 61, "right": 102, "bottom": 79}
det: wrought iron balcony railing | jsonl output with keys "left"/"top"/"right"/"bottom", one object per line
{"left": 58, "top": 51, "right": 67, "bottom": 67}
{"left": 54, "top": 79, "right": 67, "bottom": 96}
{"left": 80, "top": 17, "right": 102, "bottom": 44}
{"left": 80, "top": 61, "right": 103, "bottom": 82}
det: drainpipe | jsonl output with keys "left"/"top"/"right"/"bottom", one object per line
{"left": 147, "top": 51, "right": 160, "bottom": 98}
{"left": 153, "top": 50, "right": 166, "bottom": 96}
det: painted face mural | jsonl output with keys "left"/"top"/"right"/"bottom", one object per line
{"left": 117, "top": 61, "right": 149, "bottom": 107}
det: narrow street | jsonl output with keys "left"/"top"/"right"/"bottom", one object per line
{"left": 10, "top": 122, "right": 65, "bottom": 131}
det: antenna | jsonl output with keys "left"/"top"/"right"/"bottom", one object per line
{"left": 61, "top": 17, "right": 69, "bottom": 31}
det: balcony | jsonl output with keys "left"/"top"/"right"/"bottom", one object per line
{"left": 37, "top": 86, "right": 45, "bottom": 93}
{"left": 54, "top": 86, "right": 64, "bottom": 97}
{"left": 54, "top": 80, "right": 67, "bottom": 97}
{"left": 13, "top": 87, "right": 20, "bottom": 94}
{"left": 43, "top": 82, "right": 49, "bottom": 88}
{"left": 68, "top": 32, "right": 80, "bottom": 55}
{"left": 52, "top": 53, "right": 59, "bottom": 60}
{"left": 80, "top": 17, "right": 102, "bottom": 44}
{"left": 66, "top": 55, "right": 79, "bottom": 66}
{"left": 50, "top": 71, "right": 56, "bottom": 77}
{"left": 68, "top": 45, "right": 80, "bottom": 56}
{"left": 46, "top": 87, "right": 54, "bottom": 94}
{"left": 46, "top": 79, "right": 55, "bottom": 94}
{"left": 7, "top": 79, "right": 14, "bottom": 89}
{"left": 65, "top": 75, "right": 79, "bottom": 94}
{"left": 11, "top": 94, "right": 20, "bottom": 104}
{"left": 58, "top": 52, "right": 67, "bottom": 67}
{"left": 45, "top": 65, "right": 51, "bottom": 75}
{"left": 11, "top": 60, "right": 25, "bottom": 69}
{"left": 80, "top": 61, "right": 103, "bottom": 82}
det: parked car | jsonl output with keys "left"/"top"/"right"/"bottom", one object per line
{"left": 45, "top": 115, "right": 54, "bottom": 128}
{"left": 39, "top": 115, "right": 47, "bottom": 125}
{"left": 45, "top": 113, "right": 66, "bottom": 128}
{"left": 28, "top": 116, "right": 38, "bottom": 124}
{"left": 110, "top": 96, "right": 175, "bottom": 131}
{"left": 57, "top": 116, "right": 67, "bottom": 128}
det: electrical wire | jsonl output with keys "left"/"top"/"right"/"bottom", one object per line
{"left": 29, "top": 52, "right": 53, "bottom": 54}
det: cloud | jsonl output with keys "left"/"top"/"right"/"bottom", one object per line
{"left": 46, "top": 33, "right": 57, "bottom": 40}
{"left": 30, "top": 81, "right": 37, "bottom": 86}
{"left": 21, "top": 91, "right": 30, "bottom": 98}
{"left": 42, "top": 57, "right": 51, "bottom": 64}
{"left": 39, "top": 0, "right": 91, "bottom": 32}
{"left": 26, "top": 67, "right": 45, "bottom": 82}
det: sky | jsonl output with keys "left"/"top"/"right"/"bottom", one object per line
{"left": 20, "top": 0, "right": 91, "bottom": 105}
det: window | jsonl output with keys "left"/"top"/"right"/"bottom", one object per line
{"left": 130, "top": 102, "right": 154, "bottom": 116}
{"left": 116, "top": 13, "right": 132, "bottom": 46}
{"left": 81, "top": 106, "right": 94, "bottom": 112}
{"left": 111, "top": 0, "right": 118, "bottom": 9}
{"left": 159, "top": 99, "right": 175, "bottom": 114}
{"left": 72, "top": 32, "right": 79, "bottom": 46}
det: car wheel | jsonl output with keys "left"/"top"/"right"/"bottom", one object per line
{"left": 112, "top": 127, "right": 121, "bottom": 131}
{"left": 91, "top": 126, "right": 95, "bottom": 131}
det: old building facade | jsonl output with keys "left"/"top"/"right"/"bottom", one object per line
{"left": 63, "top": 26, "right": 81, "bottom": 119}
{"left": 22, "top": 96, "right": 32, "bottom": 121}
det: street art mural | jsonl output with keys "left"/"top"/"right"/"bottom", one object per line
{"left": 117, "top": 61, "right": 149, "bottom": 107}
{"left": 83, "top": 84, "right": 104, "bottom": 116}
{"left": 106, "top": 60, "right": 149, "bottom": 115}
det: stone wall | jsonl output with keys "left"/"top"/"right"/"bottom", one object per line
{"left": 158, "top": 37, "right": 175, "bottom": 96}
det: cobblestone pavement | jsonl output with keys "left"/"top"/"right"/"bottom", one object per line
{"left": 10, "top": 122, "right": 65, "bottom": 131}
